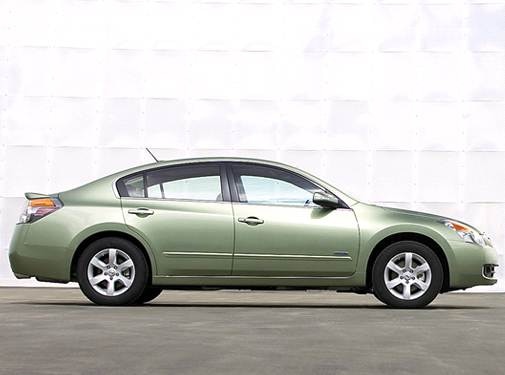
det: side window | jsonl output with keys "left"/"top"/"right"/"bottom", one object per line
{"left": 117, "top": 164, "right": 223, "bottom": 201}
{"left": 146, "top": 165, "right": 222, "bottom": 201}
{"left": 232, "top": 164, "right": 324, "bottom": 206}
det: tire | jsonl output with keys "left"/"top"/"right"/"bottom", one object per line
{"left": 77, "top": 237, "right": 149, "bottom": 306}
{"left": 372, "top": 241, "right": 443, "bottom": 309}
{"left": 135, "top": 287, "right": 163, "bottom": 304}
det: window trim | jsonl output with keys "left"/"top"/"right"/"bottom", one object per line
{"left": 226, "top": 162, "right": 347, "bottom": 208}
{"left": 116, "top": 162, "right": 231, "bottom": 203}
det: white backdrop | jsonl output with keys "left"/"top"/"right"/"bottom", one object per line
{"left": 0, "top": 0, "right": 504, "bottom": 290}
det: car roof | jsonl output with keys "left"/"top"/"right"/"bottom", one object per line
{"left": 143, "top": 156, "right": 305, "bottom": 169}
{"left": 117, "top": 157, "right": 314, "bottom": 180}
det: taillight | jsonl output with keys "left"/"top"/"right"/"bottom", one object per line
{"left": 18, "top": 197, "right": 63, "bottom": 224}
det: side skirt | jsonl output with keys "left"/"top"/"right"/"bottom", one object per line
{"left": 152, "top": 273, "right": 366, "bottom": 288}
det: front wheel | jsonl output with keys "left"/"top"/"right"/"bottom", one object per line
{"left": 372, "top": 241, "right": 443, "bottom": 308}
{"left": 77, "top": 237, "right": 149, "bottom": 306}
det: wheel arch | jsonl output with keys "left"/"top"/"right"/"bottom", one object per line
{"left": 365, "top": 232, "right": 451, "bottom": 293}
{"left": 70, "top": 230, "right": 156, "bottom": 283}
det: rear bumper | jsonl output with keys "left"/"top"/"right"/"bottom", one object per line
{"left": 9, "top": 224, "right": 71, "bottom": 283}
{"left": 448, "top": 240, "right": 499, "bottom": 289}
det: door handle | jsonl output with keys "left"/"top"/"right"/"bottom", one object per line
{"left": 128, "top": 207, "right": 154, "bottom": 216}
{"left": 238, "top": 216, "right": 264, "bottom": 225}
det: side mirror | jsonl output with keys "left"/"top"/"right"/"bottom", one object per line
{"left": 313, "top": 192, "right": 340, "bottom": 209}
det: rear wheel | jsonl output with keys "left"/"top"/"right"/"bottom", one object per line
{"left": 135, "top": 287, "right": 163, "bottom": 304}
{"left": 77, "top": 237, "right": 148, "bottom": 306}
{"left": 372, "top": 241, "right": 443, "bottom": 308}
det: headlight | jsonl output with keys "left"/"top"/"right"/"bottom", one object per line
{"left": 443, "top": 220, "right": 485, "bottom": 247}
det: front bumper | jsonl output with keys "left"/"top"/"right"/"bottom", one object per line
{"left": 448, "top": 240, "right": 499, "bottom": 289}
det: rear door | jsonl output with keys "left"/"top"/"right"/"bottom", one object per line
{"left": 119, "top": 163, "right": 234, "bottom": 276}
{"left": 228, "top": 163, "right": 360, "bottom": 277}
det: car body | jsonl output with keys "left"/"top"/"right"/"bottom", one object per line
{"left": 9, "top": 157, "right": 499, "bottom": 307}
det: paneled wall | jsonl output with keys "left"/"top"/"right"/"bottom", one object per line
{"left": 0, "top": 0, "right": 504, "bottom": 289}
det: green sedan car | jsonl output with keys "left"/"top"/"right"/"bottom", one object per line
{"left": 9, "top": 157, "right": 498, "bottom": 308}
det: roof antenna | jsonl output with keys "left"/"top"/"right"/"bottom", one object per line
{"left": 145, "top": 148, "right": 159, "bottom": 162}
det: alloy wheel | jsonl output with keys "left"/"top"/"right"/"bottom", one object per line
{"left": 383, "top": 252, "right": 432, "bottom": 300}
{"left": 87, "top": 248, "right": 136, "bottom": 297}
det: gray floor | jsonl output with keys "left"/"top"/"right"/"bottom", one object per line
{"left": 0, "top": 288, "right": 504, "bottom": 375}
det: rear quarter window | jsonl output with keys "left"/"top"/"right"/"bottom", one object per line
{"left": 117, "top": 174, "right": 145, "bottom": 198}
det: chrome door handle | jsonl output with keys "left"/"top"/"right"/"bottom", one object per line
{"left": 238, "top": 216, "right": 264, "bottom": 225}
{"left": 128, "top": 207, "right": 154, "bottom": 216}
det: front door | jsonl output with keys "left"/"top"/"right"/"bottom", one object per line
{"left": 229, "top": 163, "right": 360, "bottom": 277}
{"left": 119, "top": 163, "right": 233, "bottom": 276}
